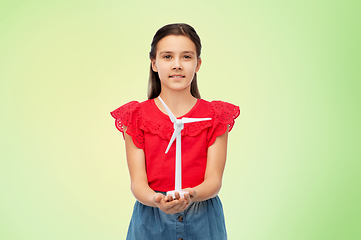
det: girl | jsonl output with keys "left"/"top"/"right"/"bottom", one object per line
{"left": 111, "top": 23, "right": 240, "bottom": 240}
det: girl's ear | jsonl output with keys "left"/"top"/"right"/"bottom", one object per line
{"left": 195, "top": 58, "right": 202, "bottom": 73}
{"left": 151, "top": 59, "right": 158, "bottom": 72}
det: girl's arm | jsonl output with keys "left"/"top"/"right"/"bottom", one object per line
{"left": 123, "top": 126, "right": 188, "bottom": 213}
{"left": 185, "top": 126, "right": 229, "bottom": 202}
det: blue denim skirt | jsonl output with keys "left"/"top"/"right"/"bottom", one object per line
{"left": 126, "top": 193, "right": 227, "bottom": 240}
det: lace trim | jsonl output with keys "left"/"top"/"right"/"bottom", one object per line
{"left": 140, "top": 119, "right": 213, "bottom": 140}
{"left": 111, "top": 101, "right": 145, "bottom": 149}
{"left": 211, "top": 101, "right": 240, "bottom": 131}
{"left": 111, "top": 100, "right": 240, "bottom": 147}
{"left": 206, "top": 101, "right": 241, "bottom": 146}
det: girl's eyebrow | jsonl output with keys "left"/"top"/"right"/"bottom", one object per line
{"left": 183, "top": 51, "right": 195, "bottom": 55}
{"left": 159, "top": 51, "right": 195, "bottom": 55}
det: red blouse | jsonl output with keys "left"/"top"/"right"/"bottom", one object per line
{"left": 110, "top": 98, "right": 240, "bottom": 192}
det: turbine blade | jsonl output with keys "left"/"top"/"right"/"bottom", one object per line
{"left": 165, "top": 128, "right": 181, "bottom": 153}
{"left": 158, "top": 96, "right": 177, "bottom": 123}
{"left": 181, "top": 117, "right": 212, "bottom": 124}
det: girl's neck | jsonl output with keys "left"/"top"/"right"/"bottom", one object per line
{"left": 156, "top": 91, "right": 197, "bottom": 118}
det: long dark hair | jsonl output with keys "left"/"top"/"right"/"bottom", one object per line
{"left": 148, "top": 23, "right": 202, "bottom": 99}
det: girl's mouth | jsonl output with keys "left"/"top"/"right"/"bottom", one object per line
{"left": 169, "top": 75, "right": 185, "bottom": 78}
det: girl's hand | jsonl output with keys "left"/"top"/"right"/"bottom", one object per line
{"left": 183, "top": 188, "right": 197, "bottom": 204}
{"left": 153, "top": 192, "right": 188, "bottom": 214}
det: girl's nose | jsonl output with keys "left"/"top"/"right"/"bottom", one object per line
{"left": 172, "top": 59, "right": 182, "bottom": 70}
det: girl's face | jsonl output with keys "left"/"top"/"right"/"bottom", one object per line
{"left": 151, "top": 35, "right": 201, "bottom": 94}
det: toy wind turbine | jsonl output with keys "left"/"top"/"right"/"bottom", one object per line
{"left": 158, "top": 96, "right": 211, "bottom": 198}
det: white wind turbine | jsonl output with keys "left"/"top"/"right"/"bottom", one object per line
{"left": 158, "top": 96, "right": 212, "bottom": 198}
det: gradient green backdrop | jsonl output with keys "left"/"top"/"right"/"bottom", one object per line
{"left": 1, "top": 0, "right": 360, "bottom": 239}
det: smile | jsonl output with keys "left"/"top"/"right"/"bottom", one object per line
{"left": 169, "top": 75, "right": 185, "bottom": 78}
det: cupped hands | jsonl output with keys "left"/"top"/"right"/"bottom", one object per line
{"left": 153, "top": 189, "right": 196, "bottom": 214}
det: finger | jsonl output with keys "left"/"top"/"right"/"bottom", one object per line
{"left": 176, "top": 199, "right": 187, "bottom": 212}
{"left": 174, "top": 191, "right": 180, "bottom": 200}
{"left": 161, "top": 196, "right": 166, "bottom": 203}
{"left": 184, "top": 193, "right": 191, "bottom": 204}
{"left": 164, "top": 199, "right": 179, "bottom": 211}
{"left": 167, "top": 194, "right": 174, "bottom": 202}
{"left": 154, "top": 193, "right": 163, "bottom": 203}
{"left": 189, "top": 189, "right": 197, "bottom": 199}
{"left": 165, "top": 199, "right": 180, "bottom": 210}
{"left": 187, "top": 189, "right": 193, "bottom": 196}
{"left": 159, "top": 199, "right": 179, "bottom": 214}
{"left": 187, "top": 189, "right": 194, "bottom": 197}
{"left": 171, "top": 199, "right": 186, "bottom": 212}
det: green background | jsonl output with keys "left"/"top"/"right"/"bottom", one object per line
{"left": 1, "top": 0, "right": 360, "bottom": 239}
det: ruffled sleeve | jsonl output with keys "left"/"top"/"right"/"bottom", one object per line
{"left": 110, "top": 101, "right": 144, "bottom": 149}
{"left": 207, "top": 101, "right": 240, "bottom": 147}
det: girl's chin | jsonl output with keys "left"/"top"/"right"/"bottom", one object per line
{"left": 160, "top": 83, "right": 192, "bottom": 92}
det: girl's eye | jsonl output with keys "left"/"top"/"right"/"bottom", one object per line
{"left": 164, "top": 55, "right": 172, "bottom": 59}
{"left": 183, "top": 55, "right": 191, "bottom": 59}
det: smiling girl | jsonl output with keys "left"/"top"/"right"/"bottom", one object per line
{"left": 111, "top": 23, "right": 240, "bottom": 240}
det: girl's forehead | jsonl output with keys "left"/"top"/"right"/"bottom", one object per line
{"left": 156, "top": 35, "right": 196, "bottom": 53}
